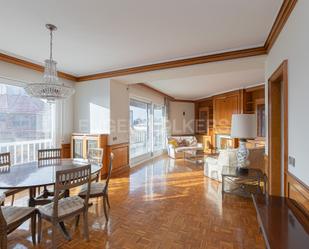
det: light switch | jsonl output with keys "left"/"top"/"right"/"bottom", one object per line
{"left": 288, "top": 156, "right": 295, "bottom": 167}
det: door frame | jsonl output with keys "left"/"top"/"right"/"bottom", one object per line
{"left": 268, "top": 60, "right": 288, "bottom": 196}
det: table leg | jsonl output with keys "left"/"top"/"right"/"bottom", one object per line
{"left": 28, "top": 187, "right": 36, "bottom": 207}
{"left": 222, "top": 176, "right": 225, "bottom": 196}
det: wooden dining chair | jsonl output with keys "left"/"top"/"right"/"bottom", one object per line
{"left": 79, "top": 153, "right": 113, "bottom": 221}
{"left": 87, "top": 148, "right": 103, "bottom": 182}
{"left": 38, "top": 148, "right": 62, "bottom": 161}
{"left": 0, "top": 193, "right": 36, "bottom": 249}
{"left": 0, "top": 153, "right": 23, "bottom": 206}
{"left": 35, "top": 148, "right": 62, "bottom": 205}
{"left": 37, "top": 164, "right": 91, "bottom": 249}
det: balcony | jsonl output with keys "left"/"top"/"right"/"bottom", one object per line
{"left": 0, "top": 139, "right": 53, "bottom": 165}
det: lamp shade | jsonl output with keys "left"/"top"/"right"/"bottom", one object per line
{"left": 231, "top": 114, "right": 257, "bottom": 139}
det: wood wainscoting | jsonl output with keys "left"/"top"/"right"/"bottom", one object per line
{"left": 61, "top": 143, "right": 71, "bottom": 158}
{"left": 107, "top": 143, "right": 130, "bottom": 176}
{"left": 286, "top": 173, "right": 309, "bottom": 213}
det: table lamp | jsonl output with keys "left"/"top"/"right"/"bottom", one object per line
{"left": 231, "top": 114, "right": 257, "bottom": 173}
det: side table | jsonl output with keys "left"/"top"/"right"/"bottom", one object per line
{"left": 221, "top": 166, "right": 265, "bottom": 197}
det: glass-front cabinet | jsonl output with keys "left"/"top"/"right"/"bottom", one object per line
{"left": 71, "top": 133, "right": 107, "bottom": 176}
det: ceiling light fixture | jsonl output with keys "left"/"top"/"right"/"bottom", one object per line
{"left": 25, "top": 24, "right": 75, "bottom": 103}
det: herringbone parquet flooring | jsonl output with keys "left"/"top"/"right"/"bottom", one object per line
{"left": 6, "top": 156, "right": 264, "bottom": 249}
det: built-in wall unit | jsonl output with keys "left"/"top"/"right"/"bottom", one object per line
{"left": 195, "top": 85, "right": 265, "bottom": 153}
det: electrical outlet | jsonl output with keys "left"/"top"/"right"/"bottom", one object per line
{"left": 288, "top": 156, "right": 296, "bottom": 167}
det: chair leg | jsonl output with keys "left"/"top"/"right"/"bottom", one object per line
{"left": 52, "top": 223, "right": 57, "bottom": 249}
{"left": 103, "top": 196, "right": 108, "bottom": 221}
{"left": 106, "top": 193, "right": 111, "bottom": 209}
{"left": 83, "top": 211, "right": 89, "bottom": 241}
{"left": 10, "top": 194, "right": 15, "bottom": 206}
{"left": 31, "top": 213, "right": 36, "bottom": 245}
{"left": 37, "top": 213, "right": 42, "bottom": 243}
{"left": 75, "top": 215, "right": 80, "bottom": 229}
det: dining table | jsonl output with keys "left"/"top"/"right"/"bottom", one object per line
{"left": 0, "top": 158, "right": 101, "bottom": 240}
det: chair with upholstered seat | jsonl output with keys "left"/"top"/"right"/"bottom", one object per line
{"left": 79, "top": 153, "right": 113, "bottom": 221}
{"left": 37, "top": 164, "right": 91, "bottom": 249}
{"left": 87, "top": 148, "right": 103, "bottom": 182}
{"left": 0, "top": 193, "right": 36, "bottom": 249}
{"left": 0, "top": 152, "right": 24, "bottom": 206}
{"left": 35, "top": 148, "right": 62, "bottom": 205}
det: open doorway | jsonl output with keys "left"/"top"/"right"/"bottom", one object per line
{"left": 268, "top": 60, "right": 288, "bottom": 196}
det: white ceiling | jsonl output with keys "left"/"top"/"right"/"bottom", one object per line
{"left": 0, "top": 0, "right": 282, "bottom": 76}
{"left": 115, "top": 55, "right": 266, "bottom": 100}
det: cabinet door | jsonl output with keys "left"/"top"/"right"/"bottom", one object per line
{"left": 214, "top": 98, "right": 228, "bottom": 127}
{"left": 86, "top": 139, "right": 98, "bottom": 156}
{"left": 225, "top": 95, "right": 239, "bottom": 126}
{"left": 73, "top": 138, "right": 84, "bottom": 159}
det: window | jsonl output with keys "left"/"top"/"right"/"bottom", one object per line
{"left": 0, "top": 83, "right": 55, "bottom": 164}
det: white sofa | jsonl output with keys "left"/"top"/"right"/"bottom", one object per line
{"left": 167, "top": 136, "right": 203, "bottom": 159}
{"left": 204, "top": 147, "right": 265, "bottom": 182}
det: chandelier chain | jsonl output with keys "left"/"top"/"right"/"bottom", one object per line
{"left": 49, "top": 28, "right": 53, "bottom": 61}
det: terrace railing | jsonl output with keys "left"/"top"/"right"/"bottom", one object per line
{"left": 0, "top": 139, "right": 53, "bottom": 165}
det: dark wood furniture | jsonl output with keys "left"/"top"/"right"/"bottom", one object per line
{"left": 0, "top": 194, "right": 36, "bottom": 249}
{"left": 0, "top": 159, "right": 101, "bottom": 207}
{"left": 79, "top": 153, "right": 114, "bottom": 221}
{"left": 38, "top": 164, "right": 91, "bottom": 249}
{"left": 0, "top": 153, "right": 24, "bottom": 206}
{"left": 71, "top": 133, "right": 107, "bottom": 178}
{"left": 252, "top": 194, "right": 309, "bottom": 249}
{"left": 221, "top": 166, "right": 264, "bottom": 197}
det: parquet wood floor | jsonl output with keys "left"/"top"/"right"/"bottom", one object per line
{"left": 5, "top": 156, "right": 264, "bottom": 249}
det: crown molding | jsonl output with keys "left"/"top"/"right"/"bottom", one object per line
{"left": 0, "top": 0, "right": 298, "bottom": 82}
{"left": 138, "top": 83, "right": 195, "bottom": 103}
{"left": 77, "top": 47, "right": 266, "bottom": 82}
{"left": 0, "top": 52, "right": 77, "bottom": 81}
{"left": 264, "top": 0, "right": 298, "bottom": 52}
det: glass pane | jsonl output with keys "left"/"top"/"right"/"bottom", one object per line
{"left": 0, "top": 83, "right": 54, "bottom": 165}
{"left": 73, "top": 139, "right": 83, "bottom": 158}
{"left": 153, "top": 105, "right": 164, "bottom": 152}
{"left": 130, "top": 99, "right": 149, "bottom": 159}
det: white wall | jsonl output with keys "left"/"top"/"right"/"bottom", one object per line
{"left": 74, "top": 79, "right": 110, "bottom": 134}
{"left": 169, "top": 101, "right": 195, "bottom": 135}
{"left": 129, "top": 84, "right": 165, "bottom": 105}
{"left": 0, "top": 61, "right": 74, "bottom": 144}
{"left": 109, "top": 80, "right": 129, "bottom": 145}
{"left": 265, "top": 0, "right": 309, "bottom": 185}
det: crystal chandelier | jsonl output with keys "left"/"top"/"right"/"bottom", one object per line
{"left": 25, "top": 24, "right": 75, "bottom": 103}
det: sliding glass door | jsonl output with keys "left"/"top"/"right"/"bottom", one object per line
{"left": 130, "top": 99, "right": 151, "bottom": 163}
{"left": 129, "top": 99, "right": 166, "bottom": 165}
{"left": 153, "top": 104, "right": 165, "bottom": 154}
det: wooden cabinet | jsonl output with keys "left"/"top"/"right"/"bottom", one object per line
{"left": 71, "top": 133, "right": 108, "bottom": 178}
{"left": 213, "top": 91, "right": 241, "bottom": 133}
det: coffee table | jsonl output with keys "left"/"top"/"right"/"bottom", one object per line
{"left": 221, "top": 166, "right": 265, "bottom": 197}
{"left": 184, "top": 149, "right": 205, "bottom": 164}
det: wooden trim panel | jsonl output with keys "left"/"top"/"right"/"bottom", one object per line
{"left": 286, "top": 172, "right": 309, "bottom": 213}
{"left": 77, "top": 47, "right": 266, "bottom": 82}
{"left": 61, "top": 143, "right": 71, "bottom": 159}
{"left": 0, "top": 52, "right": 77, "bottom": 81}
{"left": 107, "top": 143, "right": 130, "bottom": 176}
{"left": 268, "top": 60, "right": 288, "bottom": 196}
{"left": 264, "top": 0, "right": 298, "bottom": 52}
